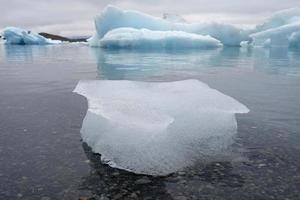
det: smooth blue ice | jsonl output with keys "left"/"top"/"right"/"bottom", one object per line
{"left": 2, "top": 27, "right": 61, "bottom": 45}
{"left": 97, "top": 28, "right": 222, "bottom": 49}
{"left": 89, "top": 5, "right": 250, "bottom": 47}
{"left": 73, "top": 79, "right": 249, "bottom": 175}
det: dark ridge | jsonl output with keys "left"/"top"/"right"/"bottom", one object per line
{"left": 39, "top": 32, "right": 87, "bottom": 42}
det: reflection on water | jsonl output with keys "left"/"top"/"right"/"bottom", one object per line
{"left": 91, "top": 47, "right": 300, "bottom": 80}
{"left": 92, "top": 48, "right": 238, "bottom": 80}
{"left": 253, "top": 47, "right": 300, "bottom": 75}
{"left": 1, "top": 44, "right": 93, "bottom": 66}
{"left": 2, "top": 45, "right": 300, "bottom": 79}
{"left": 0, "top": 44, "right": 300, "bottom": 199}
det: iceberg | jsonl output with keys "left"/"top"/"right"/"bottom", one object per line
{"left": 97, "top": 28, "right": 222, "bottom": 49}
{"left": 74, "top": 79, "right": 249, "bottom": 175}
{"left": 288, "top": 31, "right": 300, "bottom": 47}
{"left": 256, "top": 7, "right": 300, "bottom": 32}
{"left": 251, "top": 22, "right": 300, "bottom": 47}
{"left": 2, "top": 27, "right": 61, "bottom": 45}
{"left": 251, "top": 8, "right": 300, "bottom": 47}
{"left": 89, "top": 5, "right": 250, "bottom": 47}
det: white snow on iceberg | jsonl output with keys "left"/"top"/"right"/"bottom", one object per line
{"left": 96, "top": 28, "right": 222, "bottom": 49}
{"left": 89, "top": 5, "right": 249, "bottom": 47}
{"left": 73, "top": 79, "right": 249, "bottom": 175}
{"left": 2, "top": 27, "right": 61, "bottom": 45}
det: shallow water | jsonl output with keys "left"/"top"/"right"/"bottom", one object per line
{"left": 0, "top": 44, "right": 299, "bottom": 200}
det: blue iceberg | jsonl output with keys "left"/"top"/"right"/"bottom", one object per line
{"left": 251, "top": 7, "right": 300, "bottom": 47}
{"left": 97, "top": 28, "right": 222, "bottom": 49}
{"left": 88, "top": 5, "right": 250, "bottom": 48}
{"left": 2, "top": 27, "right": 61, "bottom": 45}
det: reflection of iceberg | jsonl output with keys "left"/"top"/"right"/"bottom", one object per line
{"left": 2, "top": 44, "right": 60, "bottom": 63}
{"left": 74, "top": 79, "right": 249, "bottom": 175}
{"left": 92, "top": 47, "right": 246, "bottom": 80}
{"left": 92, "top": 45, "right": 300, "bottom": 79}
{"left": 89, "top": 5, "right": 249, "bottom": 47}
{"left": 2, "top": 27, "right": 60, "bottom": 45}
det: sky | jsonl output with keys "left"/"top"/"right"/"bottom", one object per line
{"left": 0, "top": 0, "right": 299, "bottom": 37}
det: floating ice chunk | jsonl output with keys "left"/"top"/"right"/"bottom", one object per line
{"left": 251, "top": 23, "right": 300, "bottom": 47}
{"left": 251, "top": 8, "right": 300, "bottom": 47}
{"left": 2, "top": 27, "right": 61, "bottom": 45}
{"left": 240, "top": 40, "right": 253, "bottom": 48}
{"left": 97, "top": 28, "right": 222, "bottom": 49}
{"left": 74, "top": 80, "right": 249, "bottom": 175}
{"left": 89, "top": 5, "right": 249, "bottom": 47}
{"left": 256, "top": 7, "right": 300, "bottom": 32}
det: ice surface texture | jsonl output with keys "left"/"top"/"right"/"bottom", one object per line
{"left": 89, "top": 5, "right": 249, "bottom": 47}
{"left": 98, "top": 28, "right": 222, "bottom": 49}
{"left": 251, "top": 8, "right": 300, "bottom": 47}
{"left": 74, "top": 80, "right": 249, "bottom": 175}
{"left": 2, "top": 27, "right": 60, "bottom": 45}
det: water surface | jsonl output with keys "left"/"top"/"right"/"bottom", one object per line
{"left": 0, "top": 44, "right": 299, "bottom": 200}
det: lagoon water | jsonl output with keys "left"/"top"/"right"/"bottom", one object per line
{"left": 0, "top": 44, "right": 300, "bottom": 199}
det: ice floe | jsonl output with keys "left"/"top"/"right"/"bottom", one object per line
{"left": 74, "top": 79, "right": 249, "bottom": 175}
{"left": 2, "top": 27, "right": 61, "bottom": 45}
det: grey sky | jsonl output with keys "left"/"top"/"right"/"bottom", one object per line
{"left": 0, "top": 0, "right": 299, "bottom": 36}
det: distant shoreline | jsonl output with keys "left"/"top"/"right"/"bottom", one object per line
{"left": 39, "top": 32, "right": 88, "bottom": 42}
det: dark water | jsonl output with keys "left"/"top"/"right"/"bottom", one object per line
{"left": 0, "top": 44, "right": 299, "bottom": 200}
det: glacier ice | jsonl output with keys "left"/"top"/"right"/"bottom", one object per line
{"left": 2, "top": 27, "right": 61, "bottom": 45}
{"left": 251, "top": 22, "right": 300, "bottom": 47}
{"left": 89, "top": 5, "right": 249, "bottom": 47}
{"left": 288, "top": 31, "right": 300, "bottom": 47}
{"left": 251, "top": 7, "right": 300, "bottom": 47}
{"left": 97, "top": 28, "right": 222, "bottom": 49}
{"left": 256, "top": 7, "right": 300, "bottom": 32}
{"left": 73, "top": 79, "right": 249, "bottom": 175}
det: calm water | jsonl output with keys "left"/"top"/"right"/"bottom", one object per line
{"left": 0, "top": 44, "right": 300, "bottom": 200}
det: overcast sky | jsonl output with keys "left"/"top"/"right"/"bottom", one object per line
{"left": 0, "top": 0, "right": 299, "bottom": 36}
